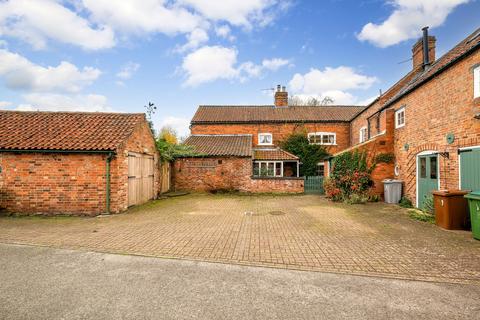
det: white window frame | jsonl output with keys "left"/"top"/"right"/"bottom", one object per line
{"left": 307, "top": 132, "right": 337, "bottom": 145}
{"left": 395, "top": 107, "right": 406, "bottom": 129}
{"left": 474, "top": 66, "right": 480, "bottom": 98}
{"left": 258, "top": 133, "right": 273, "bottom": 145}
{"left": 359, "top": 126, "right": 368, "bottom": 143}
{"left": 254, "top": 161, "right": 283, "bottom": 177}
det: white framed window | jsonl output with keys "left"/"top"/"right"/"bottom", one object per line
{"left": 359, "top": 126, "right": 368, "bottom": 143}
{"left": 258, "top": 133, "right": 273, "bottom": 145}
{"left": 395, "top": 107, "right": 406, "bottom": 128}
{"left": 253, "top": 161, "right": 283, "bottom": 177}
{"left": 474, "top": 66, "right": 480, "bottom": 98}
{"left": 308, "top": 132, "right": 336, "bottom": 145}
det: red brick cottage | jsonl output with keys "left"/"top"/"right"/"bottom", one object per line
{"left": 0, "top": 111, "right": 160, "bottom": 216}
{"left": 331, "top": 27, "right": 480, "bottom": 208}
{"left": 173, "top": 89, "right": 365, "bottom": 193}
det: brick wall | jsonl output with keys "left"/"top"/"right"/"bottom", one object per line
{"left": 0, "top": 152, "right": 107, "bottom": 215}
{"left": 391, "top": 49, "right": 480, "bottom": 204}
{"left": 191, "top": 122, "right": 350, "bottom": 154}
{"left": 173, "top": 157, "right": 304, "bottom": 193}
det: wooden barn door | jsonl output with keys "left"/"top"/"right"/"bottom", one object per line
{"left": 128, "top": 152, "right": 154, "bottom": 207}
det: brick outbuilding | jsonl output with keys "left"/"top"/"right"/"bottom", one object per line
{"left": 0, "top": 111, "right": 160, "bottom": 216}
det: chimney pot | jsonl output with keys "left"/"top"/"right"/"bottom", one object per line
{"left": 274, "top": 84, "right": 288, "bottom": 107}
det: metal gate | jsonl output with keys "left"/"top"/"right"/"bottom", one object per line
{"left": 128, "top": 152, "right": 154, "bottom": 206}
{"left": 304, "top": 176, "right": 324, "bottom": 194}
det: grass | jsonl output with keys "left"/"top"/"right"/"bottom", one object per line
{"left": 408, "top": 209, "right": 435, "bottom": 224}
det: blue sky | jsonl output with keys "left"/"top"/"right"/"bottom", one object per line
{"left": 0, "top": 0, "right": 479, "bottom": 136}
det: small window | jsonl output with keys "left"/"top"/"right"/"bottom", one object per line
{"left": 420, "top": 158, "right": 427, "bottom": 178}
{"left": 308, "top": 132, "right": 336, "bottom": 145}
{"left": 359, "top": 127, "right": 368, "bottom": 143}
{"left": 258, "top": 133, "right": 273, "bottom": 145}
{"left": 474, "top": 66, "right": 480, "bottom": 98}
{"left": 316, "top": 163, "right": 325, "bottom": 176}
{"left": 254, "top": 161, "right": 283, "bottom": 177}
{"left": 430, "top": 157, "right": 437, "bottom": 179}
{"left": 395, "top": 107, "right": 405, "bottom": 128}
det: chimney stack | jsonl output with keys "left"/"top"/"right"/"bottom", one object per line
{"left": 274, "top": 84, "right": 288, "bottom": 107}
{"left": 412, "top": 26, "right": 436, "bottom": 71}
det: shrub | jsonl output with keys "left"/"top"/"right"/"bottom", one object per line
{"left": 422, "top": 195, "right": 435, "bottom": 215}
{"left": 280, "top": 132, "right": 329, "bottom": 176}
{"left": 374, "top": 153, "right": 395, "bottom": 164}
{"left": 399, "top": 197, "right": 414, "bottom": 208}
{"left": 324, "top": 151, "right": 376, "bottom": 203}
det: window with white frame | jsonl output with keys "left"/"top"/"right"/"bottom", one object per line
{"left": 316, "top": 163, "right": 325, "bottom": 176}
{"left": 395, "top": 107, "right": 405, "bottom": 128}
{"left": 308, "top": 132, "right": 336, "bottom": 145}
{"left": 258, "top": 133, "right": 273, "bottom": 145}
{"left": 359, "top": 126, "right": 368, "bottom": 143}
{"left": 253, "top": 161, "right": 283, "bottom": 177}
{"left": 474, "top": 66, "right": 480, "bottom": 98}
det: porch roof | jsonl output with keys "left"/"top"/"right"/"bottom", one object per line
{"left": 253, "top": 148, "right": 299, "bottom": 161}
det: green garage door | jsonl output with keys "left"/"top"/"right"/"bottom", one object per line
{"left": 460, "top": 148, "right": 480, "bottom": 191}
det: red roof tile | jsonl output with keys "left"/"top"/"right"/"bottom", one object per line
{"left": 253, "top": 148, "right": 299, "bottom": 161}
{"left": 0, "top": 111, "right": 146, "bottom": 151}
{"left": 184, "top": 135, "right": 253, "bottom": 157}
{"left": 191, "top": 105, "right": 365, "bottom": 124}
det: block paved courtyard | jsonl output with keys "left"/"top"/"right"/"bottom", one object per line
{"left": 1, "top": 194, "right": 479, "bottom": 284}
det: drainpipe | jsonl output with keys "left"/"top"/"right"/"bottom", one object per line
{"left": 105, "top": 152, "right": 113, "bottom": 214}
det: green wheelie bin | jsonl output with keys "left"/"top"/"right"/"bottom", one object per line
{"left": 464, "top": 191, "right": 480, "bottom": 240}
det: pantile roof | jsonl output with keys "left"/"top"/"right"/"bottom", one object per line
{"left": 0, "top": 111, "right": 146, "bottom": 151}
{"left": 191, "top": 105, "right": 365, "bottom": 124}
{"left": 253, "top": 148, "right": 299, "bottom": 161}
{"left": 183, "top": 135, "right": 253, "bottom": 157}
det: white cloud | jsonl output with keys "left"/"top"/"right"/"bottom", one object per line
{"left": 182, "top": 45, "right": 239, "bottom": 86}
{"left": 358, "top": 95, "right": 379, "bottom": 106}
{"left": 0, "top": 0, "right": 115, "bottom": 50}
{"left": 179, "top": 0, "right": 285, "bottom": 28}
{"left": 262, "top": 58, "right": 291, "bottom": 71}
{"left": 182, "top": 45, "right": 290, "bottom": 86}
{"left": 17, "top": 93, "right": 112, "bottom": 112}
{"left": 289, "top": 66, "right": 377, "bottom": 105}
{"left": 116, "top": 62, "right": 140, "bottom": 80}
{"left": 357, "top": 0, "right": 469, "bottom": 47}
{"left": 0, "top": 49, "right": 101, "bottom": 93}
{"left": 82, "top": 0, "right": 205, "bottom": 36}
{"left": 158, "top": 116, "right": 191, "bottom": 138}
{"left": 176, "top": 28, "right": 210, "bottom": 52}
{"left": 0, "top": 101, "right": 11, "bottom": 108}
{"left": 215, "top": 25, "right": 235, "bottom": 41}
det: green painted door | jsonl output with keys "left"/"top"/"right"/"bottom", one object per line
{"left": 304, "top": 176, "right": 324, "bottom": 194}
{"left": 418, "top": 154, "right": 439, "bottom": 209}
{"left": 460, "top": 148, "right": 480, "bottom": 191}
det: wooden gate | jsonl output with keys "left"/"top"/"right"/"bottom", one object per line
{"left": 128, "top": 152, "right": 154, "bottom": 206}
{"left": 160, "top": 161, "right": 171, "bottom": 194}
{"left": 304, "top": 176, "right": 324, "bottom": 194}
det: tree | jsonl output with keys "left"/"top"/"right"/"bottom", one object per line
{"left": 280, "top": 132, "right": 329, "bottom": 176}
{"left": 156, "top": 126, "right": 196, "bottom": 161}
{"left": 144, "top": 102, "right": 157, "bottom": 135}
{"left": 288, "top": 95, "right": 335, "bottom": 106}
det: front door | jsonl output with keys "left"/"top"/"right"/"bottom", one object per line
{"left": 417, "top": 154, "right": 439, "bottom": 209}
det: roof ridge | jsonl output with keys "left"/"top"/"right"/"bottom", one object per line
{"left": 198, "top": 105, "right": 364, "bottom": 108}
{"left": 0, "top": 110, "right": 145, "bottom": 116}
{"left": 190, "top": 134, "right": 253, "bottom": 137}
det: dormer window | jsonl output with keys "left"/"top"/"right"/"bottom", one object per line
{"left": 474, "top": 65, "right": 480, "bottom": 98}
{"left": 258, "top": 133, "right": 273, "bottom": 145}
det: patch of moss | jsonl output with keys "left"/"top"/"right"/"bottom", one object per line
{"left": 408, "top": 209, "right": 435, "bottom": 224}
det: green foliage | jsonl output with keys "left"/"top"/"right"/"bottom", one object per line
{"left": 422, "top": 195, "right": 435, "bottom": 215}
{"left": 408, "top": 209, "right": 435, "bottom": 223}
{"left": 155, "top": 126, "right": 197, "bottom": 161}
{"left": 280, "top": 132, "right": 329, "bottom": 176}
{"left": 399, "top": 197, "right": 414, "bottom": 208}
{"left": 324, "top": 151, "right": 376, "bottom": 204}
{"left": 374, "top": 152, "right": 395, "bottom": 164}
